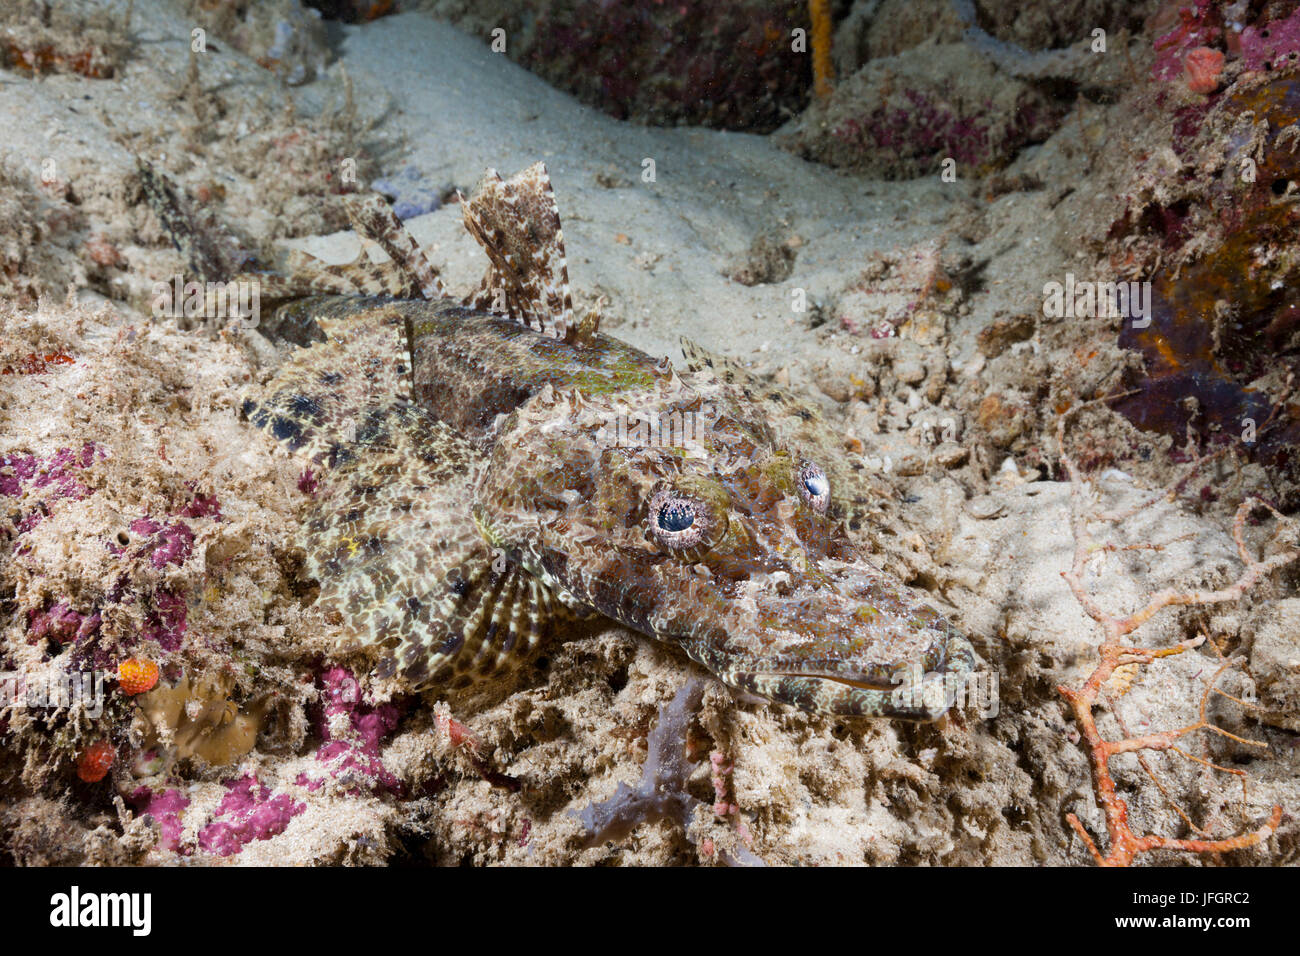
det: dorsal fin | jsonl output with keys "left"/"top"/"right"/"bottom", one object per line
{"left": 213, "top": 193, "right": 446, "bottom": 319}
{"left": 679, "top": 335, "right": 762, "bottom": 386}
{"left": 460, "top": 162, "right": 575, "bottom": 342}
{"left": 340, "top": 193, "right": 447, "bottom": 300}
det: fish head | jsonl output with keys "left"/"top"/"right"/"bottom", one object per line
{"left": 475, "top": 380, "right": 977, "bottom": 719}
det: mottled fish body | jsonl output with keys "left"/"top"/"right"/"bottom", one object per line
{"left": 232, "top": 163, "right": 976, "bottom": 719}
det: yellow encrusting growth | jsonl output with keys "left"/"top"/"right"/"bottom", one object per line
{"left": 809, "top": 0, "right": 834, "bottom": 101}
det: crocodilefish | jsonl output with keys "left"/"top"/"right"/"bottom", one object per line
{"left": 218, "top": 163, "right": 976, "bottom": 719}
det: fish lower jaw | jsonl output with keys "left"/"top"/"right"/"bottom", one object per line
{"left": 722, "top": 662, "right": 973, "bottom": 721}
{"left": 774, "top": 671, "right": 899, "bottom": 693}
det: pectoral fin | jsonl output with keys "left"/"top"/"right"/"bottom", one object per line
{"left": 300, "top": 400, "right": 559, "bottom": 690}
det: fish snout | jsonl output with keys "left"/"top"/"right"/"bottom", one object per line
{"left": 710, "top": 561, "right": 978, "bottom": 719}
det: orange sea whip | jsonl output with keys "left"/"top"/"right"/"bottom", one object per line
{"left": 810, "top": 0, "right": 834, "bottom": 100}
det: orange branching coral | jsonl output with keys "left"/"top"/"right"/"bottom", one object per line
{"left": 809, "top": 0, "right": 834, "bottom": 101}
{"left": 1055, "top": 404, "right": 1298, "bottom": 866}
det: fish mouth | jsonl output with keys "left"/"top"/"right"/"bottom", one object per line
{"left": 554, "top": 539, "right": 980, "bottom": 719}
{"left": 717, "top": 613, "right": 977, "bottom": 717}
{"left": 755, "top": 560, "right": 981, "bottom": 718}
{"left": 780, "top": 672, "right": 898, "bottom": 692}
{"left": 733, "top": 656, "right": 975, "bottom": 721}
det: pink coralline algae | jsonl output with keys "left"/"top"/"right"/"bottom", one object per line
{"left": 101, "top": 493, "right": 223, "bottom": 653}
{"left": 1152, "top": 1, "right": 1223, "bottom": 83}
{"left": 26, "top": 601, "right": 100, "bottom": 645}
{"left": 127, "top": 517, "right": 195, "bottom": 569}
{"left": 0, "top": 443, "right": 101, "bottom": 533}
{"left": 140, "top": 590, "right": 188, "bottom": 652}
{"left": 177, "top": 490, "right": 222, "bottom": 520}
{"left": 1240, "top": 7, "right": 1300, "bottom": 72}
{"left": 298, "top": 667, "right": 401, "bottom": 796}
{"left": 22, "top": 495, "right": 218, "bottom": 656}
{"left": 129, "top": 786, "right": 191, "bottom": 853}
{"left": 100, "top": 519, "right": 195, "bottom": 653}
{"left": 197, "top": 775, "right": 305, "bottom": 857}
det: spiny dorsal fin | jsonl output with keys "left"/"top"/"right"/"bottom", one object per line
{"left": 215, "top": 195, "right": 444, "bottom": 311}
{"left": 678, "top": 335, "right": 761, "bottom": 386}
{"left": 341, "top": 193, "right": 447, "bottom": 301}
{"left": 460, "top": 162, "right": 574, "bottom": 342}
{"left": 567, "top": 300, "right": 603, "bottom": 347}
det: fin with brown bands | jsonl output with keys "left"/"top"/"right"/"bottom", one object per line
{"left": 460, "top": 162, "right": 575, "bottom": 342}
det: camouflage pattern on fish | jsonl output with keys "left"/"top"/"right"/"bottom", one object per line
{"left": 221, "top": 163, "right": 977, "bottom": 719}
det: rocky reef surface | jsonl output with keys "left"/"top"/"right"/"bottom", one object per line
{"left": 1, "top": 0, "right": 1298, "bottom": 866}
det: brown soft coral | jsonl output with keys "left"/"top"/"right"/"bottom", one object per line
{"left": 132, "top": 671, "right": 273, "bottom": 771}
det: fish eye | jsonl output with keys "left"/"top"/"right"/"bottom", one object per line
{"left": 799, "top": 461, "right": 830, "bottom": 513}
{"left": 658, "top": 500, "right": 695, "bottom": 532}
{"left": 647, "top": 488, "right": 714, "bottom": 551}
